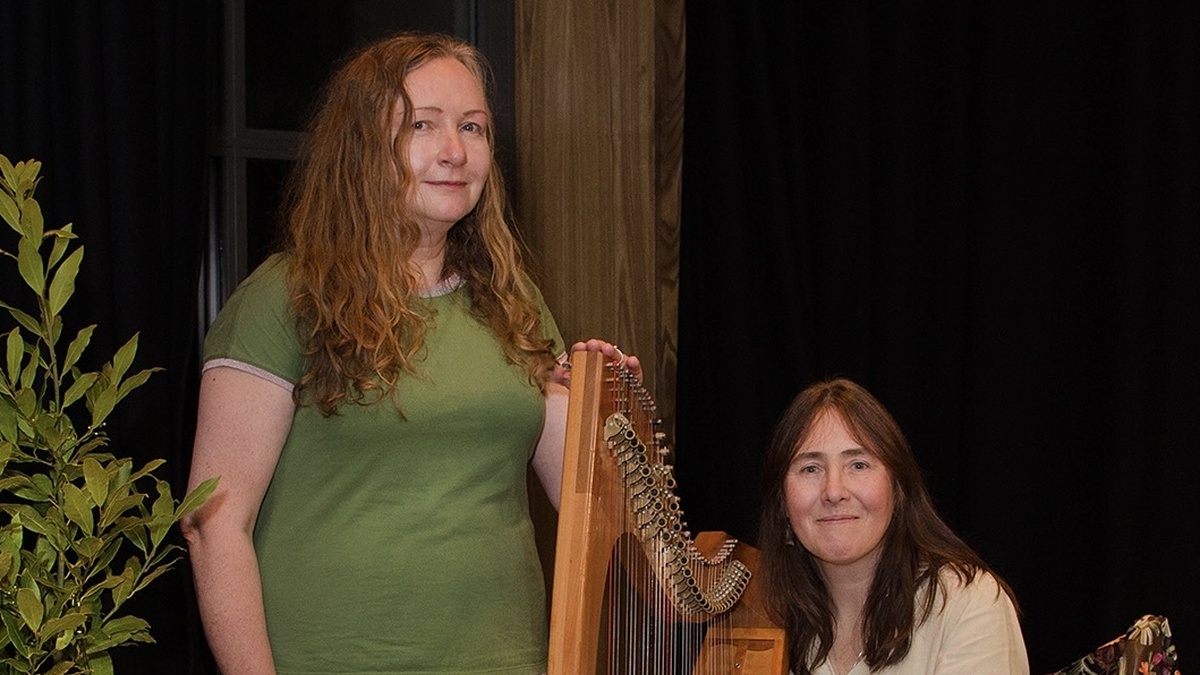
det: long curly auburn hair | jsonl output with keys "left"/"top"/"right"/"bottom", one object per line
{"left": 277, "top": 32, "right": 557, "bottom": 415}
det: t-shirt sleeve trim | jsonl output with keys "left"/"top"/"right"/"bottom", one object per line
{"left": 203, "top": 358, "right": 295, "bottom": 393}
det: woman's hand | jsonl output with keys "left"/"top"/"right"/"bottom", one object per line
{"left": 552, "top": 339, "right": 643, "bottom": 387}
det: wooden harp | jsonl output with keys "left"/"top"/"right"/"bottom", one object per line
{"left": 548, "top": 350, "right": 785, "bottom": 675}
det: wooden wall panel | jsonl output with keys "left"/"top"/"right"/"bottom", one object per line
{"left": 514, "top": 0, "right": 684, "bottom": 433}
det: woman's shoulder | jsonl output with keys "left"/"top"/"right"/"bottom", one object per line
{"left": 244, "top": 252, "right": 291, "bottom": 286}
{"left": 931, "top": 565, "right": 1013, "bottom": 613}
{"left": 221, "top": 253, "right": 292, "bottom": 309}
{"left": 204, "top": 253, "right": 302, "bottom": 370}
{"left": 514, "top": 268, "right": 545, "bottom": 296}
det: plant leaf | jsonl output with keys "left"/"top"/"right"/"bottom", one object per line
{"left": 74, "top": 535, "right": 105, "bottom": 560}
{"left": 63, "top": 324, "right": 96, "bottom": 373}
{"left": 5, "top": 505, "right": 49, "bottom": 538}
{"left": 48, "top": 245, "right": 83, "bottom": 315}
{"left": 149, "top": 482, "right": 175, "bottom": 547}
{"left": 62, "top": 483, "right": 95, "bottom": 536}
{"left": 109, "top": 333, "right": 139, "bottom": 385}
{"left": 15, "top": 158, "right": 42, "bottom": 192}
{"left": 0, "top": 299, "right": 41, "bottom": 335}
{"left": 5, "top": 328, "right": 24, "bottom": 386}
{"left": 14, "top": 384, "right": 36, "bottom": 418}
{"left": 106, "top": 614, "right": 153, "bottom": 638}
{"left": 95, "top": 537, "right": 122, "bottom": 572}
{"left": 116, "top": 367, "right": 160, "bottom": 403}
{"left": 86, "top": 652, "right": 114, "bottom": 675}
{"left": 88, "top": 382, "right": 119, "bottom": 429}
{"left": 150, "top": 480, "right": 175, "bottom": 519}
{"left": 20, "top": 192, "right": 45, "bottom": 242}
{"left": 18, "top": 352, "right": 38, "bottom": 389}
{"left": 33, "top": 410, "right": 70, "bottom": 453}
{"left": 99, "top": 492, "right": 144, "bottom": 530}
{"left": 2, "top": 607, "right": 35, "bottom": 658}
{"left": 48, "top": 311, "right": 62, "bottom": 348}
{"left": 88, "top": 617, "right": 150, "bottom": 655}
{"left": 16, "top": 232, "right": 44, "bottom": 295}
{"left": 30, "top": 473, "right": 54, "bottom": 501}
{"left": 131, "top": 563, "right": 177, "bottom": 605}
{"left": 127, "top": 458, "right": 166, "bottom": 484}
{"left": 176, "top": 476, "right": 219, "bottom": 519}
{"left": 83, "top": 457, "right": 110, "bottom": 510}
{"left": 46, "top": 659, "right": 76, "bottom": 675}
{"left": 115, "top": 458, "right": 132, "bottom": 485}
{"left": 0, "top": 403, "right": 19, "bottom": 443}
{"left": 63, "top": 370, "right": 99, "bottom": 409}
{"left": 80, "top": 573, "right": 125, "bottom": 603}
{"left": 0, "top": 474, "right": 34, "bottom": 493}
{"left": 40, "top": 612, "right": 87, "bottom": 645}
{"left": 0, "top": 185, "right": 20, "bottom": 233}
{"left": 16, "top": 587, "right": 43, "bottom": 631}
{"left": 47, "top": 222, "right": 76, "bottom": 268}
{"left": 110, "top": 560, "right": 141, "bottom": 608}
{"left": 0, "top": 522, "right": 25, "bottom": 559}
{"left": 40, "top": 506, "right": 73, "bottom": 553}
{"left": 124, "top": 522, "right": 149, "bottom": 553}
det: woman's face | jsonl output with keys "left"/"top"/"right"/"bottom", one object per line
{"left": 784, "top": 409, "right": 895, "bottom": 575}
{"left": 395, "top": 56, "right": 491, "bottom": 238}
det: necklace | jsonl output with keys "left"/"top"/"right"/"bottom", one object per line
{"left": 831, "top": 647, "right": 864, "bottom": 675}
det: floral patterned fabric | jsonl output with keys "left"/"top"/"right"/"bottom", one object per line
{"left": 1046, "top": 614, "right": 1179, "bottom": 675}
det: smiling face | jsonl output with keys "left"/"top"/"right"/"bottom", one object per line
{"left": 394, "top": 56, "right": 492, "bottom": 240}
{"left": 784, "top": 409, "right": 895, "bottom": 576}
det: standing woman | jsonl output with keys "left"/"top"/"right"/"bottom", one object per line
{"left": 182, "top": 32, "right": 633, "bottom": 675}
{"left": 757, "top": 378, "right": 1028, "bottom": 675}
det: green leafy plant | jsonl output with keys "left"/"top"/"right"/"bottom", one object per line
{"left": 0, "top": 154, "right": 218, "bottom": 675}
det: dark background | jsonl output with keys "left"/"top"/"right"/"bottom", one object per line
{"left": 2, "top": 1, "right": 1197, "bottom": 673}
{"left": 676, "top": 2, "right": 1198, "bottom": 673}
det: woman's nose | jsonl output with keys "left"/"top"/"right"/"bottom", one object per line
{"left": 438, "top": 131, "right": 467, "bottom": 166}
{"left": 822, "top": 468, "right": 848, "bottom": 502}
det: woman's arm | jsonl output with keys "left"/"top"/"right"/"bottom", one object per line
{"left": 181, "top": 367, "right": 295, "bottom": 675}
{"left": 532, "top": 381, "right": 569, "bottom": 509}
{"left": 932, "top": 572, "right": 1030, "bottom": 675}
{"left": 534, "top": 339, "right": 643, "bottom": 509}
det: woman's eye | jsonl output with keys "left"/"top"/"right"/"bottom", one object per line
{"left": 414, "top": 120, "right": 429, "bottom": 130}
{"left": 462, "top": 121, "right": 484, "bottom": 134}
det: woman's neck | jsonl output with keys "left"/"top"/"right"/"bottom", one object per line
{"left": 819, "top": 557, "right": 876, "bottom": 613}
{"left": 820, "top": 559, "right": 876, "bottom": 675}
{"left": 412, "top": 232, "right": 448, "bottom": 291}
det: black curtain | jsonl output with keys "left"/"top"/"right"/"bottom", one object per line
{"left": 677, "top": 2, "right": 1198, "bottom": 673}
{"left": 1, "top": 2, "right": 210, "bottom": 673}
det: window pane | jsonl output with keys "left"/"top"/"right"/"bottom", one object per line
{"left": 245, "top": 157, "right": 292, "bottom": 270}
{"left": 245, "top": 1, "right": 464, "bottom": 131}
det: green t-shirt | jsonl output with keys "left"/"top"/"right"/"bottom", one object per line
{"left": 203, "top": 254, "right": 563, "bottom": 675}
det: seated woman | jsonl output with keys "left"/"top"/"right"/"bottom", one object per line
{"left": 756, "top": 377, "right": 1029, "bottom": 675}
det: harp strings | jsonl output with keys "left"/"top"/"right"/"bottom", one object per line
{"left": 600, "top": 363, "right": 737, "bottom": 675}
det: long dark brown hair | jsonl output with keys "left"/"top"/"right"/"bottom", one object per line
{"left": 757, "top": 378, "right": 1017, "bottom": 674}
{"left": 278, "top": 32, "right": 556, "bottom": 415}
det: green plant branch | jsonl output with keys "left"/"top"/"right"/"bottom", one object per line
{"left": 0, "top": 154, "right": 218, "bottom": 674}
